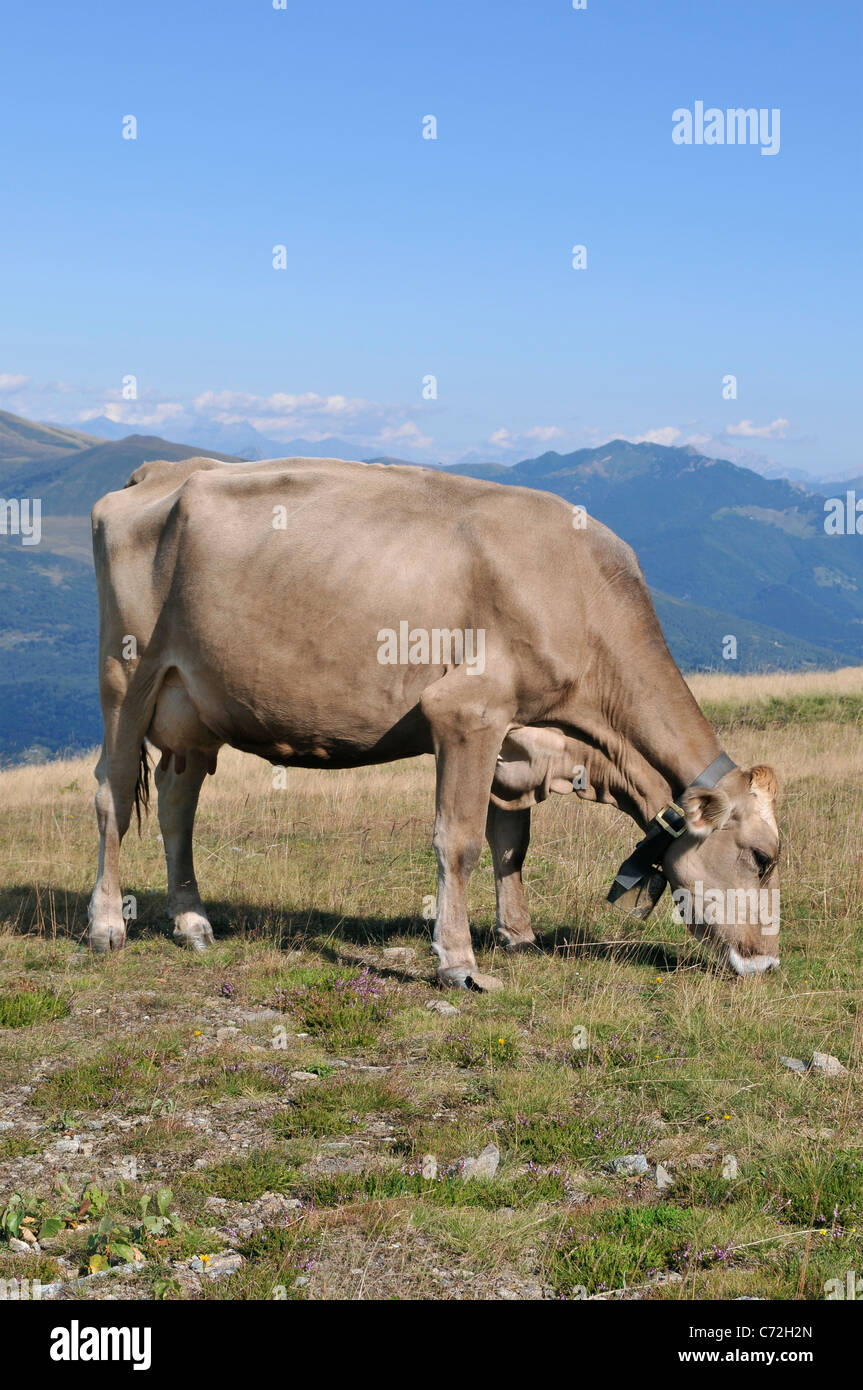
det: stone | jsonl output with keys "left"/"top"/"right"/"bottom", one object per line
{"left": 721, "top": 1154, "right": 739, "bottom": 1181}
{"left": 421, "top": 1154, "right": 438, "bottom": 1180}
{"left": 8, "top": 1237, "right": 34, "bottom": 1255}
{"left": 216, "top": 1027, "right": 240, "bottom": 1043}
{"left": 186, "top": 1251, "right": 244, "bottom": 1280}
{"left": 461, "top": 1142, "right": 500, "bottom": 1181}
{"left": 655, "top": 1162, "right": 674, "bottom": 1190}
{"left": 381, "top": 947, "right": 416, "bottom": 963}
{"left": 290, "top": 1070, "right": 321, "bottom": 1081}
{"left": 606, "top": 1153, "right": 649, "bottom": 1177}
{"left": 52, "top": 1136, "right": 80, "bottom": 1154}
{"left": 780, "top": 1056, "right": 807, "bottom": 1073}
{"left": 810, "top": 1052, "right": 847, "bottom": 1077}
{"left": 426, "top": 999, "right": 459, "bottom": 1016}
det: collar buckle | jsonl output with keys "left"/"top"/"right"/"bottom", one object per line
{"left": 654, "top": 802, "right": 687, "bottom": 838}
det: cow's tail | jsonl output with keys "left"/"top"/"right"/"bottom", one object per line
{"left": 134, "top": 744, "right": 152, "bottom": 831}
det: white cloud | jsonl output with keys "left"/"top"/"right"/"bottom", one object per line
{"left": 193, "top": 389, "right": 378, "bottom": 423}
{"left": 0, "top": 373, "right": 29, "bottom": 390}
{"left": 634, "top": 426, "right": 681, "bottom": 446}
{"left": 724, "top": 417, "right": 790, "bottom": 440}
{"left": 523, "top": 425, "right": 564, "bottom": 443}
{"left": 79, "top": 400, "right": 185, "bottom": 428}
{"left": 489, "top": 425, "right": 564, "bottom": 450}
{"left": 375, "top": 421, "right": 433, "bottom": 450}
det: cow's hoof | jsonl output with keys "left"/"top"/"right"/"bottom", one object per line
{"left": 465, "top": 971, "right": 504, "bottom": 992}
{"left": 495, "top": 925, "right": 536, "bottom": 952}
{"left": 172, "top": 912, "right": 215, "bottom": 952}
{"left": 499, "top": 934, "right": 538, "bottom": 954}
{"left": 437, "top": 966, "right": 503, "bottom": 992}
{"left": 89, "top": 925, "right": 127, "bottom": 952}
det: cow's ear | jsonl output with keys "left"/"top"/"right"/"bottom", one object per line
{"left": 749, "top": 764, "right": 778, "bottom": 799}
{"left": 681, "top": 785, "right": 731, "bottom": 838}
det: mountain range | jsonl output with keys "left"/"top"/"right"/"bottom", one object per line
{"left": 0, "top": 409, "right": 858, "bottom": 762}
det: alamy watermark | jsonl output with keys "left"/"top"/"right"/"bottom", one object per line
{"left": 672, "top": 102, "right": 780, "bottom": 157}
{"left": 824, "top": 492, "right": 863, "bottom": 535}
{"left": 672, "top": 881, "right": 780, "bottom": 932}
{"left": 0, "top": 497, "right": 41, "bottom": 545}
{"left": 377, "top": 622, "right": 486, "bottom": 675}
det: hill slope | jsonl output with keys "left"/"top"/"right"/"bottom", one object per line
{"left": 0, "top": 408, "right": 104, "bottom": 477}
{"left": 6, "top": 433, "right": 240, "bottom": 515}
{"left": 445, "top": 441, "right": 860, "bottom": 664}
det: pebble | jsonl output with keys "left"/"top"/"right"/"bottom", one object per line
{"left": 425, "top": 1000, "right": 460, "bottom": 1016}
{"left": 655, "top": 1162, "right": 674, "bottom": 1190}
{"left": 606, "top": 1154, "right": 649, "bottom": 1177}
{"left": 421, "top": 1154, "right": 438, "bottom": 1180}
{"left": 721, "top": 1154, "right": 739, "bottom": 1180}
{"left": 810, "top": 1051, "right": 847, "bottom": 1077}
{"left": 460, "top": 1142, "right": 500, "bottom": 1181}
{"left": 781, "top": 1056, "right": 807, "bottom": 1072}
{"left": 51, "top": 1137, "right": 81, "bottom": 1155}
{"left": 185, "top": 1251, "right": 244, "bottom": 1280}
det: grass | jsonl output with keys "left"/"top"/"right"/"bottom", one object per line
{"left": 0, "top": 666, "right": 862, "bottom": 1299}
{"left": 31, "top": 1036, "right": 183, "bottom": 1112}
{"left": 0, "top": 984, "right": 72, "bottom": 1029}
{"left": 269, "top": 1074, "right": 416, "bottom": 1140}
{"left": 185, "top": 1149, "right": 298, "bottom": 1202}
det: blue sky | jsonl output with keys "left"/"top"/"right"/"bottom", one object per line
{"left": 1, "top": 0, "right": 859, "bottom": 471}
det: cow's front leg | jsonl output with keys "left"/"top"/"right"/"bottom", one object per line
{"left": 423, "top": 685, "right": 511, "bottom": 991}
{"left": 156, "top": 748, "right": 215, "bottom": 951}
{"left": 486, "top": 803, "right": 536, "bottom": 951}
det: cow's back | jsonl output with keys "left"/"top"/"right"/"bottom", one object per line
{"left": 91, "top": 455, "right": 644, "bottom": 762}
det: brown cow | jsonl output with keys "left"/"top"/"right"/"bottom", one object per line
{"left": 89, "top": 456, "right": 780, "bottom": 986}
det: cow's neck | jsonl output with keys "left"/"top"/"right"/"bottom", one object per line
{"left": 556, "top": 651, "right": 722, "bottom": 832}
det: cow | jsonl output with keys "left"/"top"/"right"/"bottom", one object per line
{"left": 88, "top": 455, "right": 781, "bottom": 987}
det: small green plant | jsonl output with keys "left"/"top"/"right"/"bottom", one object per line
{"left": 85, "top": 1188, "right": 183, "bottom": 1273}
{"left": 0, "top": 1179, "right": 109, "bottom": 1245}
{"left": 0, "top": 1132, "right": 39, "bottom": 1160}
{"left": 152, "top": 1275, "right": 182, "bottom": 1300}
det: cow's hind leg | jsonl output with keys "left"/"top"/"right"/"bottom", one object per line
{"left": 156, "top": 748, "right": 215, "bottom": 951}
{"left": 423, "top": 685, "right": 511, "bottom": 991}
{"left": 486, "top": 803, "right": 536, "bottom": 951}
{"left": 89, "top": 727, "right": 147, "bottom": 952}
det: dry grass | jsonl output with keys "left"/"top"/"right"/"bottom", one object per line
{"left": 687, "top": 665, "right": 863, "bottom": 703}
{"left": 0, "top": 668, "right": 861, "bottom": 1300}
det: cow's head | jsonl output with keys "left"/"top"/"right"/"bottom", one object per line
{"left": 661, "top": 765, "right": 780, "bottom": 975}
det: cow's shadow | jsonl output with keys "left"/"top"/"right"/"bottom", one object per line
{"left": 0, "top": 881, "right": 712, "bottom": 975}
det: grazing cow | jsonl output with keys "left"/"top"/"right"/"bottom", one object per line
{"left": 89, "top": 456, "right": 781, "bottom": 986}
